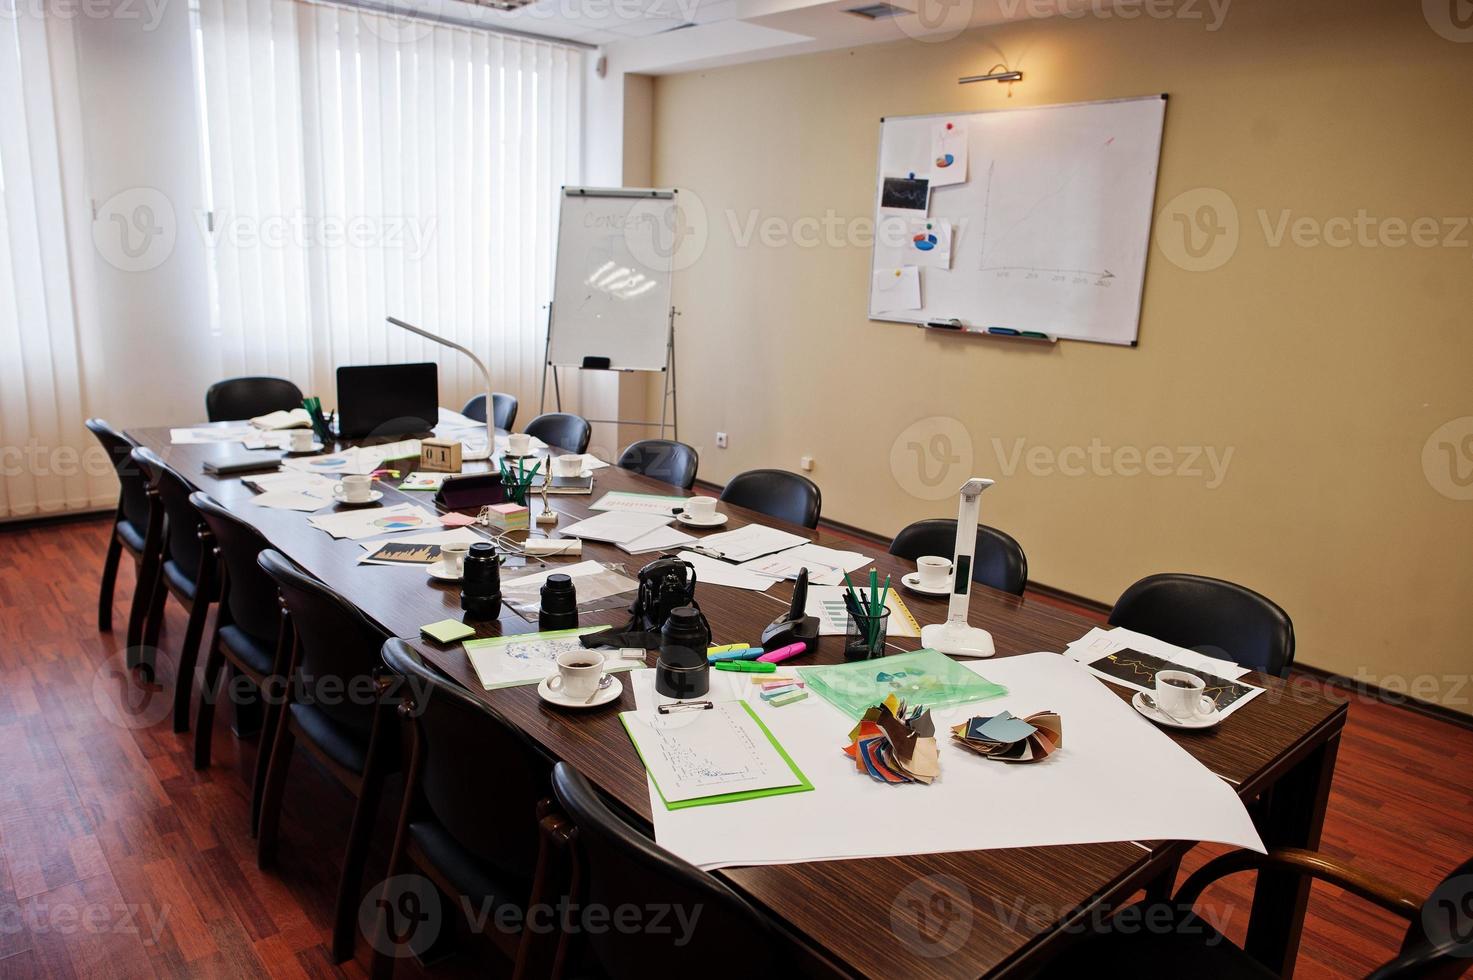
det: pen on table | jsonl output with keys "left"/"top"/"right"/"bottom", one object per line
{"left": 714, "top": 660, "right": 777, "bottom": 673}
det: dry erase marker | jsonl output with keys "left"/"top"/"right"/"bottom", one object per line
{"left": 756, "top": 641, "right": 808, "bottom": 665}
{"left": 708, "top": 647, "right": 764, "bottom": 663}
{"left": 714, "top": 660, "right": 776, "bottom": 673}
{"left": 987, "top": 327, "right": 1020, "bottom": 336}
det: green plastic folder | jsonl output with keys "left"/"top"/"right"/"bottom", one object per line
{"left": 620, "top": 702, "right": 813, "bottom": 810}
{"left": 799, "top": 648, "right": 1009, "bottom": 720}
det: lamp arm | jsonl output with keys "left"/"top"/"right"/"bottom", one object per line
{"left": 386, "top": 316, "right": 494, "bottom": 444}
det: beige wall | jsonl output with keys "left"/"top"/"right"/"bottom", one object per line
{"left": 648, "top": 0, "right": 1473, "bottom": 710}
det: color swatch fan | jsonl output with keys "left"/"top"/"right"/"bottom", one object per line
{"left": 843, "top": 694, "right": 940, "bottom": 785}
{"left": 950, "top": 710, "right": 1062, "bottom": 764}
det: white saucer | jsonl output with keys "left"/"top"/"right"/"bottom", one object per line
{"left": 900, "top": 572, "right": 952, "bottom": 596}
{"left": 333, "top": 489, "right": 383, "bottom": 506}
{"left": 677, "top": 512, "right": 728, "bottom": 528}
{"left": 425, "top": 560, "right": 462, "bottom": 582}
{"left": 285, "top": 442, "right": 325, "bottom": 455}
{"left": 1131, "top": 691, "right": 1222, "bottom": 730}
{"left": 501, "top": 449, "right": 540, "bottom": 459}
{"left": 537, "top": 673, "right": 622, "bottom": 709}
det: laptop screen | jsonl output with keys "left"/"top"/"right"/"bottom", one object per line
{"left": 335, "top": 363, "right": 439, "bottom": 438}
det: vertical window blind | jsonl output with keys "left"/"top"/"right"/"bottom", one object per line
{"left": 195, "top": 0, "right": 583, "bottom": 410}
{"left": 0, "top": 12, "right": 95, "bottom": 519}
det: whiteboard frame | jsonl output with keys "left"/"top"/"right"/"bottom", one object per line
{"left": 869, "top": 94, "right": 1168, "bottom": 347}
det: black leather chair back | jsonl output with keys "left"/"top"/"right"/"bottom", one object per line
{"left": 1371, "top": 854, "right": 1473, "bottom": 979}
{"left": 190, "top": 492, "right": 278, "bottom": 642}
{"left": 617, "top": 439, "right": 699, "bottom": 491}
{"left": 719, "top": 469, "right": 821, "bottom": 528}
{"left": 551, "top": 763, "right": 783, "bottom": 977}
{"left": 85, "top": 419, "right": 149, "bottom": 531}
{"left": 381, "top": 640, "right": 549, "bottom": 884}
{"left": 1108, "top": 573, "right": 1295, "bottom": 677}
{"left": 524, "top": 413, "right": 592, "bottom": 454}
{"left": 460, "top": 393, "right": 519, "bottom": 431}
{"left": 889, "top": 518, "right": 1028, "bottom": 596}
{"left": 257, "top": 549, "right": 388, "bottom": 742}
{"left": 206, "top": 376, "right": 303, "bottom": 422}
{"left": 132, "top": 447, "right": 205, "bottom": 583}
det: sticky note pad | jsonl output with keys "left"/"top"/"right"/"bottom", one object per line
{"left": 421, "top": 619, "right": 476, "bottom": 644}
{"left": 770, "top": 689, "right": 808, "bottom": 707}
{"left": 760, "top": 684, "right": 800, "bottom": 701}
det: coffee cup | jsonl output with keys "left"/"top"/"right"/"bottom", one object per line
{"left": 683, "top": 497, "right": 717, "bottom": 521}
{"left": 439, "top": 542, "right": 470, "bottom": 576}
{"left": 334, "top": 474, "right": 373, "bottom": 503}
{"left": 288, "top": 429, "right": 314, "bottom": 452}
{"left": 507, "top": 433, "right": 532, "bottom": 455}
{"left": 916, "top": 555, "right": 952, "bottom": 590}
{"left": 547, "top": 650, "right": 606, "bottom": 700}
{"left": 553, "top": 453, "right": 583, "bottom": 478}
{"left": 1154, "top": 670, "right": 1215, "bottom": 720}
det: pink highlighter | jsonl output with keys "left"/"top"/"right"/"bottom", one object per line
{"left": 756, "top": 641, "right": 808, "bottom": 665}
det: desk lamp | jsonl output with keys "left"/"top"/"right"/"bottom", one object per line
{"left": 920, "top": 477, "right": 996, "bottom": 658}
{"left": 387, "top": 316, "right": 493, "bottom": 457}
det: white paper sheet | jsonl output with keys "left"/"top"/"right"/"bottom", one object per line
{"left": 687, "top": 524, "right": 809, "bottom": 563}
{"left": 589, "top": 490, "right": 690, "bottom": 515}
{"left": 559, "top": 510, "right": 674, "bottom": 545}
{"left": 464, "top": 629, "right": 636, "bottom": 690}
{"left": 871, "top": 266, "right": 921, "bottom": 313}
{"left": 642, "top": 652, "right": 1264, "bottom": 869}
{"left": 249, "top": 490, "right": 332, "bottom": 512}
{"left": 243, "top": 471, "right": 336, "bottom": 497}
{"left": 622, "top": 700, "right": 804, "bottom": 804}
{"left": 356, "top": 527, "right": 487, "bottom": 564}
{"left": 739, "top": 543, "right": 871, "bottom": 587}
{"left": 617, "top": 525, "right": 697, "bottom": 555}
{"left": 170, "top": 425, "right": 254, "bottom": 445}
{"left": 281, "top": 441, "right": 421, "bottom": 476}
{"left": 904, "top": 218, "right": 953, "bottom": 270}
{"left": 306, "top": 502, "right": 437, "bottom": 540}
{"left": 929, "top": 120, "right": 969, "bottom": 187}
{"left": 673, "top": 551, "right": 777, "bottom": 593}
{"left": 803, "top": 584, "right": 920, "bottom": 638}
{"left": 1064, "top": 626, "right": 1261, "bottom": 719}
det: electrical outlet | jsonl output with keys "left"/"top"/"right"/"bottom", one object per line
{"left": 800, "top": 455, "right": 814, "bottom": 471}
{"left": 716, "top": 432, "right": 728, "bottom": 449}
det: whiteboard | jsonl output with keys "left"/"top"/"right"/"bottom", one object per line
{"left": 549, "top": 188, "right": 677, "bottom": 371}
{"left": 869, "top": 96, "right": 1167, "bottom": 345}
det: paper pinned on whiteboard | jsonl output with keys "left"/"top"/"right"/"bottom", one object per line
{"left": 930, "top": 120, "right": 968, "bottom": 187}
{"left": 871, "top": 266, "right": 921, "bottom": 312}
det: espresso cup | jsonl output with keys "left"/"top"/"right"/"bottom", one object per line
{"left": 288, "top": 429, "right": 314, "bottom": 452}
{"left": 916, "top": 555, "right": 952, "bottom": 590}
{"left": 553, "top": 453, "right": 583, "bottom": 478}
{"left": 335, "top": 474, "right": 373, "bottom": 502}
{"left": 507, "top": 433, "right": 532, "bottom": 455}
{"left": 683, "top": 496, "right": 717, "bottom": 521}
{"left": 440, "top": 542, "right": 470, "bottom": 576}
{"left": 1154, "top": 670, "right": 1214, "bottom": 720}
{"left": 547, "top": 650, "right": 605, "bottom": 700}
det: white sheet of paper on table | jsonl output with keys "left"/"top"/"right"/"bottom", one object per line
{"left": 306, "top": 502, "right": 436, "bottom": 540}
{"left": 356, "top": 527, "right": 487, "bottom": 564}
{"left": 672, "top": 551, "right": 777, "bottom": 593}
{"left": 802, "top": 584, "right": 918, "bottom": 638}
{"left": 871, "top": 266, "right": 921, "bottom": 313}
{"left": 589, "top": 491, "right": 690, "bottom": 515}
{"left": 1063, "top": 626, "right": 1261, "bottom": 719}
{"left": 249, "top": 490, "right": 332, "bottom": 512}
{"left": 558, "top": 510, "right": 674, "bottom": 545}
{"left": 689, "top": 524, "right": 810, "bottom": 563}
{"left": 243, "top": 471, "right": 336, "bottom": 497}
{"left": 739, "top": 543, "right": 871, "bottom": 586}
{"left": 170, "top": 426, "right": 254, "bottom": 445}
{"left": 618, "top": 525, "right": 697, "bottom": 555}
{"left": 638, "top": 652, "right": 1264, "bottom": 870}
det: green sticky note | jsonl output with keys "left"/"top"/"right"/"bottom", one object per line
{"left": 420, "top": 619, "right": 476, "bottom": 644}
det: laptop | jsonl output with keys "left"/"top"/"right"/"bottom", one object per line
{"left": 335, "top": 363, "right": 439, "bottom": 438}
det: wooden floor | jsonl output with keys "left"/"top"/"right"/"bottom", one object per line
{"left": 0, "top": 517, "right": 1469, "bottom": 978}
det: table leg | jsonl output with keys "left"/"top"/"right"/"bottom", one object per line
{"left": 1243, "top": 732, "right": 1341, "bottom": 976}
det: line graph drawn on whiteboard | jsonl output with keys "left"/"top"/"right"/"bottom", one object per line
{"left": 868, "top": 96, "right": 1167, "bottom": 346}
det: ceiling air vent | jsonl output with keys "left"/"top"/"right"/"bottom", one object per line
{"left": 845, "top": 2, "right": 905, "bottom": 19}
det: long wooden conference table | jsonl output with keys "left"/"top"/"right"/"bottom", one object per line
{"left": 128, "top": 422, "right": 1347, "bottom": 979}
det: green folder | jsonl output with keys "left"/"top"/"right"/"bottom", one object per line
{"left": 620, "top": 701, "right": 813, "bottom": 810}
{"left": 799, "top": 648, "right": 1009, "bottom": 720}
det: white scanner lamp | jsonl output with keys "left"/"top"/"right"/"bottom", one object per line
{"left": 920, "top": 477, "right": 997, "bottom": 658}
{"left": 387, "top": 316, "right": 493, "bottom": 459}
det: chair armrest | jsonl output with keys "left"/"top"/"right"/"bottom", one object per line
{"left": 1175, "top": 847, "right": 1422, "bottom": 920}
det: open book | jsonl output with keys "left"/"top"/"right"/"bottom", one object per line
{"left": 250, "top": 408, "right": 312, "bottom": 430}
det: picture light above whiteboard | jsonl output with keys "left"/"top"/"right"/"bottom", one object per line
{"left": 869, "top": 95, "right": 1168, "bottom": 346}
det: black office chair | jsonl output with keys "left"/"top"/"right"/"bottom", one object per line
{"left": 256, "top": 550, "right": 398, "bottom": 963}
{"left": 889, "top": 518, "right": 1028, "bottom": 596}
{"left": 1037, "top": 849, "right": 1473, "bottom": 979}
{"left": 205, "top": 376, "right": 304, "bottom": 422}
{"left": 617, "top": 439, "right": 699, "bottom": 491}
{"left": 719, "top": 468, "right": 821, "bottom": 528}
{"left": 460, "top": 392, "right": 519, "bottom": 431}
{"left": 524, "top": 412, "right": 592, "bottom": 454}
{"left": 84, "top": 419, "right": 149, "bottom": 633}
{"left": 1108, "top": 573, "right": 1295, "bottom": 678}
{"left": 370, "top": 640, "right": 556, "bottom": 978}
{"left": 131, "top": 448, "right": 219, "bottom": 729}
{"left": 549, "top": 763, "right": 788, "bottom": 978}
{"left": 189, "top": 493, "right": 285, "bottom": 831}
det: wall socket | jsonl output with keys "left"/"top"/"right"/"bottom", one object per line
{"left": 800, "top": 455, "right": 814, "bottom": 471}
{"left": 715, "top": 432, "right": 728, "bottom": 449}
